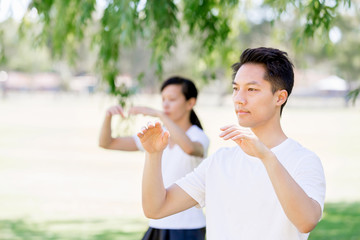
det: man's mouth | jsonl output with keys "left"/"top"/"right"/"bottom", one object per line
{"left": 235, "top": 109, "right": 250, "bottom": 115}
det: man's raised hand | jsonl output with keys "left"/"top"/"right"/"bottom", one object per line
{"left": 219, "top": 124, "right": 270, "bottom": 160}
{"left": 137, "top": 122, "right": 170, "bottom": 153}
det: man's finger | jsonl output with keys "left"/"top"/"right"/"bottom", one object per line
{"left": 231, "top": 133, "right": 252, "bottom": 141}
{"left": 220, "top": 124, "right": 237, "bottom": 131}
{"left": 163, "top": 131, "right": 170, "bottom": 141}
{"left": 219, "top": 126, "right": 244, "bottom": 137}
{"left": 147, "top": 121, "right": 155, "bottom": 129}
{"left": 220, "top": 130, "right": 242, "bottom": 140}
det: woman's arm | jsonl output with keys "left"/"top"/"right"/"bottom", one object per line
{"left": 158, "top": 112, "right": 204, "bottom": 157}
{"left": 98, "top": 105, "right": 138, "bottom": 151}
{"left": 130, "top": 106, "right": 204, "bottom": 157}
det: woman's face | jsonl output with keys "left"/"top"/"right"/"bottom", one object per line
{"left": 161, "top": 84, "right": 191, "bottom": 122}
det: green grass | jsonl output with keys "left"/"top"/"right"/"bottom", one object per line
{"left": 1, "top": 202, "right": 359, "bottom": 240}
{"left": 310, "top": 202, "right": 360, "bottom": 240}
{"left": 0, "top": 218, "right": 147, "bottom": 240}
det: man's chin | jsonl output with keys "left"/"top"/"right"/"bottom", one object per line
{"left": 237, "top": 120, "right": 252, "bottom": 128}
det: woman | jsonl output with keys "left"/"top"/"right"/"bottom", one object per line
{"left": 99, "top": 76, "right": 209, "bottom": 240}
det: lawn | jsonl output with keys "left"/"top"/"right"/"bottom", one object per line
{"left": 0, "top": 218, "right": 147, "bottom": 240}
{"left": 0, "top": 92, "right": 359, "bottom": 239}
{"left": 310, "top": 202, "right": 360, "bottom": 239}
{"left": 0, "top": 202, "right": 359, "bottom": 239}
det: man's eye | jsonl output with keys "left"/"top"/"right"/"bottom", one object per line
{"left": 248, "top": 88, "right": 258, "bottom": 92}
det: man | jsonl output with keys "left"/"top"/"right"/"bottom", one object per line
{"left": 137, "top": 47, "right": 326, "bottom": 240}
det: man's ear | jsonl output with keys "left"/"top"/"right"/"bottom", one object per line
{"left": 187, "top": 97, "right": 196, "bottom": 110}
{"left": 276, "top": 90, "right": 288, "bottom": 106}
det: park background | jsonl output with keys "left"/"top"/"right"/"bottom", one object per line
{"left": 1, "top": 0, "right": 360, "bottom": 239}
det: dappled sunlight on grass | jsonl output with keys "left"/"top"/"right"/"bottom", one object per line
{"left": 0, "top": 218, "right": 147, "bottom": 240}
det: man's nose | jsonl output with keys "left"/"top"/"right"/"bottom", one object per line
{"left": 233, "top": 90, "right": 246, "bottom": 105}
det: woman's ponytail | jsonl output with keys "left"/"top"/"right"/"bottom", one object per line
{"left": 190, "top": 109, "right": 203, "bottom": 130}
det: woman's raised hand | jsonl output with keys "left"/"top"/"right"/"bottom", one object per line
{"left": 137, "top": 122, "right": 170, "bottom": 153}
{"left": 106, "top": 105, "right": 160, "bottom": 118}
{"left": 106, "top": 105, "right": 126, "bottom": 118}
{"left": 129, "top": 106, "right": 160, "bottom": 117}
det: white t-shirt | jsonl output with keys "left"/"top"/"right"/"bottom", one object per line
{"left": 134, "top": 125, "right": 209, "bottom": 229}
{"left": 176, "top": 138, "right": 326, "bottom": 239}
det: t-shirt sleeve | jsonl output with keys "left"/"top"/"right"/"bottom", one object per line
{"left": 132, "top": 135, "right": 144, "bottom": 152}
{"left": 176, "top": 155, "right": 211, "bottom": 208}
{"left": 188, "top": 126, "right": 210, "bottom": 157}
{"left": 294, "top": 153, "right": 326, "bottom": 213}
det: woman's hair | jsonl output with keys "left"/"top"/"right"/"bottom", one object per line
{"left": 161, "top": 76, "right": 203, "bottom": 130}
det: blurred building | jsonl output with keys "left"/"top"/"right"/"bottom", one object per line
{"left": 5, "top": 72, "right": 61, "bottom": 92}
{"left": 68, "top": 74, "right": 97, "bottom": 94}
{"left": 293, "top": 70, "right": 349, "bottom": 98}
{"left": 2, "top": 71, "right": 98, "bottom": 94}
{"left": 315, "top": 75, "right": 348, "bottom": 97}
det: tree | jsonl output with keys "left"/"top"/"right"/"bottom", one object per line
{"left": 1, "top": 0, "right": 354, "bottom": 104}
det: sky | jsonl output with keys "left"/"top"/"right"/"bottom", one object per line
{"left": 0, "top": 0, "right": 343, "bottom": 43}
{"left": 0, "top": 0, "right": 31, "bottom": 22}
{"left": 0, "top": 0, "right": 147, "bottom": 23}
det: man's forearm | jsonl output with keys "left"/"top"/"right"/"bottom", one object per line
{"left": 262, "top": 152, "right": 321, "bottom": 233}
{"left": 142, "top": 152, "right": 167, "bottom": 219}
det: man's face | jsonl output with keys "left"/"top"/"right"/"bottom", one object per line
{"left": 232, "top": 63, "right": 284, "bottom": 129}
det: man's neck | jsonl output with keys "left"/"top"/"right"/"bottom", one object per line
{"left": 251, "top": 122, "right": 287, "bottom": 149}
